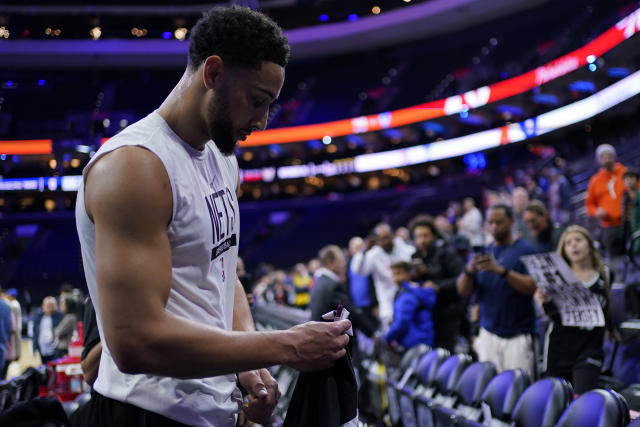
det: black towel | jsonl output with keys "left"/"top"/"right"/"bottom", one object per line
{"left": 283, "top": 345, "right": 358, "bottom": 427}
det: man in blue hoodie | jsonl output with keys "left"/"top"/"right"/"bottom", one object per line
{"left": 384, "top": 261, "right": 436, "bottom": 349}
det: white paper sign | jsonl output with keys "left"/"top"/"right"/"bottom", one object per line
{"left": 520, "top": 252, "right": 605, "bottom": 328}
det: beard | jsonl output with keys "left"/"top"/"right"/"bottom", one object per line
{"left": 207, "top": 89, "right": 237, "bottom": 156}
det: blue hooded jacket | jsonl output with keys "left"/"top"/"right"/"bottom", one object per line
{"left": 385, "top": 282, "right": 436, "bottom": 349}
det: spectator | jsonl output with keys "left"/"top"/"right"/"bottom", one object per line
{"left": 384, "top": 261, "right": 436, "bottom": 349}
{"left": 351, "top": 223, "right": 415, "bottom": 326}
{"left": 33, "top": 296, "right": 62, "bottom": 363}
{"left": 309, "top": 245, "right": 376, "bottom": 337}
{"left": 54, "top": 296, "right": 78, "bottom": 358}
{"left": 292, "top": 263, "right": 311, "bottom": 309}
{"left": 395, "top": 227, "right": 411, "bottom": 245}
{"left": 58, "top": 283, "right": 73, "bottom": 305}
{"left": 1, "top": 288, "right": 21, "bottom": 378}
{"left": 271, "top": 270, "right": 293, "bottom": 306}
{"left": 457, "top": 204, "right": 538, "bottom": 377}
{"left": 547, "top": 167, "right": 572, "bottom": 225}
{"left": 347, "top": 237, "right": 376, "bottom": 321}
{"left": 0, "top": 297, "right": 12, "bottom": 378}
{"left": 623, "top": 168, "right": 640, "bottom": 255}
{"left": 524, "top": 175, "right": 545, "bottom": 202}
{"left": 409, "top": 215, "right": 465, "bottom": 351}
{"left": 523, "top": 200, "right": 563, "bottom": 252}
{"left": 434, "top": 214, "right": 454, "bottom": 241}
{"left": 512, "top": 187, "right": 533, "bottom": 242}
{"left": 307, "top": 258, "right": 321, "bottom": 276}
{"left": 457, "top": 197, "right": 484, "bottom": 247}
{"left": 585, "top": 144, "right": 627, "bottom": 257}
{"left": 534, "top": 225, "right": 615, "bottom": 394}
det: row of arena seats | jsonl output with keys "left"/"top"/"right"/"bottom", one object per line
{"left": 385, "top": 345, "right": 637, "bottom": 427}
{"left": 255, "top": 305, "right": 640, "bottom": 425}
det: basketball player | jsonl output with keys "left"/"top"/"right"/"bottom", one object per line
{"left": 75, "top": 7, "right": 351, "bottom": 426}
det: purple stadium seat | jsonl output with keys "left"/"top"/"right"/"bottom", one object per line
{"left": 387, "top": 344, "right": 430, "bottom": 425}
{"left": 455, "top": 369, "right": 530, "bottom": 427}
{"left": 556, "top": 389, "right": 630, "bottom": 427}
{"left": 432, "top": 361, "right": 497, "bottom": 427}
{"left": 396, "top": 348, "right": 449, "bottom": 427}
{"left": 511, "top": 378, "right": 574, "bottom": 427}
{"left": 414, "top": 354, "right": 472, "bottom": 427}
{"left": 480, "top": 369, "right": 530, "bottom": 421}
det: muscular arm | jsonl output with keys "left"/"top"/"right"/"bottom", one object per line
{"left": 85, "top": 147, "right": 349, "bottom": 378}
{"left": 81, "top": 342, "right": 102, "bottom": 386}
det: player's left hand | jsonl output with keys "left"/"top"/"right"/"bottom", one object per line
{"left": 238, "top": 368, "right": 280, "bottom": 424}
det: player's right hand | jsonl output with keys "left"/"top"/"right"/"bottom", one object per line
{"left": 285, "top": 319, "right": 351, "bottom": 372}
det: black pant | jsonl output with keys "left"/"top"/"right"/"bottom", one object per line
{"left": 70, "top": 390, "right": 190, "bottom": 427}
{"left": 602, "top": 225, "right": 624, "bottom": 257}
{"left": 545, "top": 359, "right": 601, "bottom": 395}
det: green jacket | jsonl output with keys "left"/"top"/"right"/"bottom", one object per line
{"left": 623, "top": 190, "right": 640, "bottom": 254}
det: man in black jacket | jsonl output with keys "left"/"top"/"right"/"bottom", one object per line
{"left": 409, "top": 215, "right": 465, "bottom": 351}
{"left": 310, "top": 245, "right": 377, "bottom": 337}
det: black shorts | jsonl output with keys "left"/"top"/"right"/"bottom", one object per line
{"left": 70, "top": 390, "right": 190, "bottom": 427}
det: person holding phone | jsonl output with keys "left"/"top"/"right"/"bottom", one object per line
{"left": 409, "top": 215, "right": 465, "bottom": 352}
{"left": 457, "top": 204, "right": 538, "bottom": 377}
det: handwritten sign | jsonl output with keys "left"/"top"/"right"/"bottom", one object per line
{"left": 521, "top": 252, "right": 605, "bottom": 328}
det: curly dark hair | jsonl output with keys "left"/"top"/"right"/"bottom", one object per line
{"left": 188, "top": 6, "right": 290, "bottom": 72}
{"left": 408, "top": 214, "right": 437, "bottom": 238}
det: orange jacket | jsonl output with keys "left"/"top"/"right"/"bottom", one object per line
{"left": 585, "top": 163, "right": 627, "bottom": 227}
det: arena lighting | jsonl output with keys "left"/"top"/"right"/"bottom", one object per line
{"left": 0, "top": 139, "right": 52, "bottom": 155}
{"left": 268, "top": 67, "right": 640, "bottom": 179}
{"left": 75, "top": 145, "right": 92, "bottom": 153}
{"left": 240, "top": 6, "right": 640, "bottom": 146}
{"left": 5, "top": 68, "right": 640, "bottom": 191}
{"left": 174, "top": 27, "right": 187, "bottom": 41}
{"left": 90, "top": 26, "right": 101, "bottom": 40}
{"left": 353, "top": 68, "right": 640, "bottom": 172}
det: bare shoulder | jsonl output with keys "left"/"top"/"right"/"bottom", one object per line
{"left": 85, "top": 146, "right": 172, "bottom": 228}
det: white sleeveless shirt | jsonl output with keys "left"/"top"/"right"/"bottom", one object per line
{"left": 76, "top": 111, "right": 242, "bottom": 426}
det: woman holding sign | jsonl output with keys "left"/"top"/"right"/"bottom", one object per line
{"left": 534, "top": 225, "right": 614, "bottom": 394}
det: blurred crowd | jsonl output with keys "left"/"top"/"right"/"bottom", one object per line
{"left": 1, "top": 142, "right": 639, "bottom": 398}
{"left": 240, "top": 142, "right": 640, "bottom": 394}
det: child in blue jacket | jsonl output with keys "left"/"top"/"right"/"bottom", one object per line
{"left": 385, "top": 261, "right": 437, "bottom": 349}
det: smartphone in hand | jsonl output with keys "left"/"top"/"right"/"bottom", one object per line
{"left": 472, "top": 245, "right": 486, "bottom": 255}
